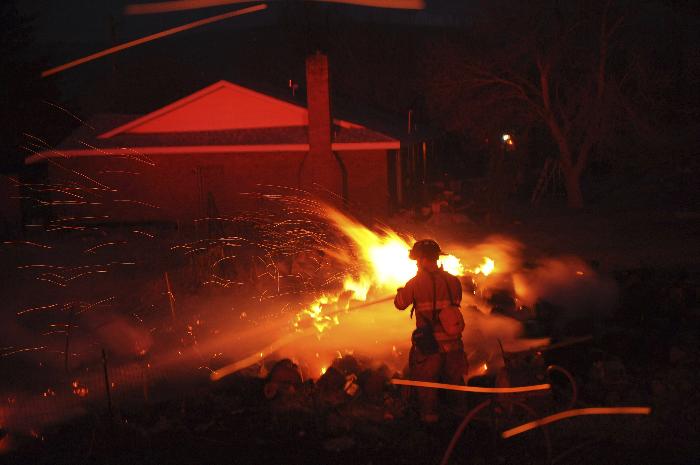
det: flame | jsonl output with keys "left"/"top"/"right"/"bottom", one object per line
{"left": 71, "top": 380, "right": 89, "bottom": 398}
{"left": 343, "top": 275, "right": 371, "bottom": 301}
{"left": 295, "top": 206, "right": 466, "bottom": 336}
{"left": 472, "top": 257, "right": 495, "bottom": 276}
{"left": 325, "top": 207, "right": 464, "bottom": 289}
{"left": 296, "top": 295, "right": 341, "bottom": 333}
{"left": 440, "top": 254, "right": 465, "bottom": 276}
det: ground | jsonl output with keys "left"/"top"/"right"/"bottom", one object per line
{"left": 1, "top": 195, "right": 699, "bottom": 465}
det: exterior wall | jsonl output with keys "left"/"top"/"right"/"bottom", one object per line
{"left": 46, "top": 152, "right": 305, "bottom": 224}
{"left": 338, "top": 149, "right": 389, "bottom": 218}
{"left": 44, "top": 149, "right": 390, "bottom": 224}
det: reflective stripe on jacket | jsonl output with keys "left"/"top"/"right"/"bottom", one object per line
{"left": 394, "top": 268, "right": 462, "bottom": 342}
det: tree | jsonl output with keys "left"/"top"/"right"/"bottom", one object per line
{"left": 424, "top": 0, "right": 638, "bottom": 208}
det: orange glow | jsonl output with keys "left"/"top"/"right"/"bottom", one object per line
{"left": 440, "top": 254, "right": 465, "bottom": 276}
{"left": 208, "top": 207, "right": 572, "bottom": 385}
{"left": 390, "top": 379, "right": 550, "bottom": 394}
{"left": 291, "top": 206, "right": 466, "bottom": 338}
{"left": 324, "top": 206, "right": 464, "bottom": 290}
{"left": 324, "top": 207, "right": 417, "bottom": 289}
{"left": 501, "top": 407, "right": 651, "bottom": 439}
{"left": 42, "top": 4, "right": 268, "bottom": 78}
{"left": 126, "top": 0, "right": 424, "bottom": 15}
{"left": 295, "top": 295, "right": 340, "bottom": 333}
{"left": 71, "top": 380, "right": 89, "bottom": 397}
{"left": 210, "top": 332, "right": 309, "bottom": 381}
{"left": 472, "top": 257, "right": 495, "bottom": 276}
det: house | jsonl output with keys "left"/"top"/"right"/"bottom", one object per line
{"left": 25, "top": 55, "right": 403, "bottom": 228}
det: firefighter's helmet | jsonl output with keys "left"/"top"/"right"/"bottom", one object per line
{"left": 409, "top": 239, "right": 443, "bottom": 261}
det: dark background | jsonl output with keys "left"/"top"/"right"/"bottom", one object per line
{"left": 2, "top": 0, "right": 698, "bottom": 212}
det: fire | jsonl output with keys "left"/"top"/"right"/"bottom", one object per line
{"left": 295, "top": 206, "right": 467, "bottom": 336}
{"left": 343, "top": 275, "right": 371, "bottom": 301}
{"left": 325, "top": 206, "right": 465, "bottom": 289}
{"left": 363, "top": 236, "right": 416, "bottom": 288}
{"left": 210, "top": 206, "right": 515, "bottom": 382}
{"left": 295, "top": 295, "right": 340, "bottom": 333}
{"left": 440, "top": 254, "right": 465, "bottom": 276}
{"left": 472, "top": 257, "right": 495, "bottom": 276}
{"left": 71, "top": 380, "right": 89, "bottom": 397}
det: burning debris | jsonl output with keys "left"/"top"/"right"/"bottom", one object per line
{"left": 0, "top": 191, "right": 674, "bottom": 463}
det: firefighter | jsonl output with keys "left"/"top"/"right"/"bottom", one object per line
{"left": 394, "top": 239, "right": 468, "bottom": 424}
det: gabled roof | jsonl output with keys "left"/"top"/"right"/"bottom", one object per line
{"left": 26, "top": 80, "right": 400, "bottom": 164}
{"left": 100, "top": 80, "right": 363, "bottom": 138}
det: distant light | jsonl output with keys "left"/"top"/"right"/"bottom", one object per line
{"left": 502, "top": 134, "right": 511, "bottom": 141}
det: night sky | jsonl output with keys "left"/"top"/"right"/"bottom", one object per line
{"left": 2, "top": 0, "right": 699, "bottom": 201}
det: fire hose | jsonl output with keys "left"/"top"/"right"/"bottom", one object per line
{"left": 440, "top": 399, "right": 552, "bottom": 465}
{"left": 501, "top": 407, "right": 651, "bottom": 439}
{"left": 210, "top": 295, "right": 395, "bottom": 381}
{"left": 390, "top": 378, "right": 551, "bottom": 394}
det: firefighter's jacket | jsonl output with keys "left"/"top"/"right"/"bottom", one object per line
{"left": 394, "top": 267, "right": 462, "bottom": 344}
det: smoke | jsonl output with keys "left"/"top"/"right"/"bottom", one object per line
{"left": 444, "top": 235, "right": 524, "bottom": 276}
{"left": 512, "top": 256, "right": 619, "bottom": 332}
{"left": 79, "top": 311, "right": 153, "bottom": 360}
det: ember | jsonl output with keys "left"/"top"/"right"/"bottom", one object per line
{"left": 71, "top": 380, "right": 88, "bottom": 398}
{"left": 1, "top": 0, "right": 695, "bottom": 461}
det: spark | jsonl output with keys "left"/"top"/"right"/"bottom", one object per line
{"left": 77, "top": 296, "right": 116, "bottom": 314}
{"left": 17, "top": 303, "right": 63, "bottom": 316}
{"left": 202, "top": 274, "right": 244, "bottom": 288}
{"left": 113, "top": 199, "right": 161, "bottom": 209}
{"left": 41, "top": 100, "right": 95, "bottom": 129}
{"left": 51, "top": 216, "right": 109, "bottom": 223}
{"left": 2, "top": 241, "right": 52, "bottom": 249}
{"left": 20, "top": 143, "right": 114, "bottom": 190}
{"left": 99, "top": 170, "right": 140, "bottom": 176}
{"left": 132, "top": 230, "right": 155, "bottom": 238}
{"left": 83, "top": 242, "right": 125, "bottom": 254}
{"left": 0, "top": 346, "right": 47, "bottom": 358}
{"left": 75, "top": 140, "right": 156, "bottom": 167}
{"left": 211, "top": 255, "right": 237, "bottom": 268}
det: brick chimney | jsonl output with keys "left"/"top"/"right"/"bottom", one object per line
{"left": 300, "top": 51, "right": 344, "bottom": 198}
